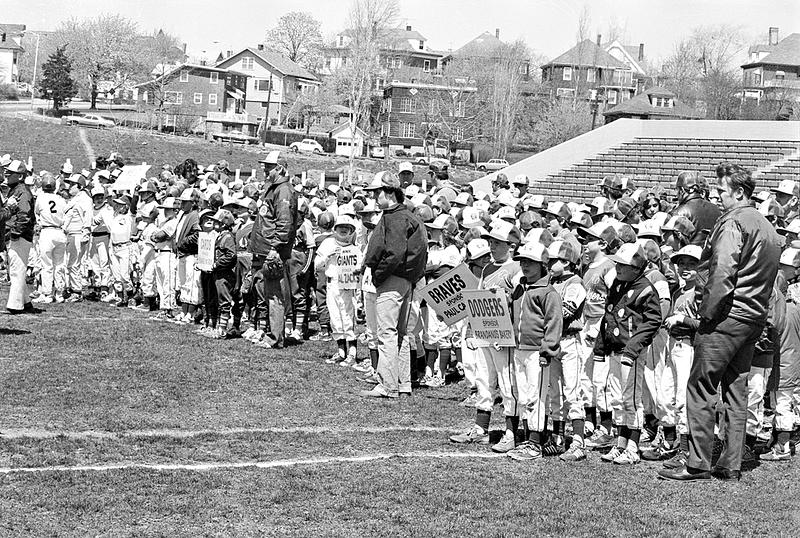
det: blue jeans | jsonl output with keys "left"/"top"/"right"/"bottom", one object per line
{"left": 375, "top": 275, "right": 414, "bottom": 396}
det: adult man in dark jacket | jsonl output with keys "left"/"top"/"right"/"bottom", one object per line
{"left": 249, "top": 153, "right": 297, "bottom": 349}
{"left": 2, "top": 160, "right": 36, "bottom": 313}
{"left": 672, "top": 171, "right": 721, "bottom": 246}
{"left": 361, "top": 171, "right": 427, "bottom": 398}
{"left": 659, "top": 163, "right": 780, "bottom": 482}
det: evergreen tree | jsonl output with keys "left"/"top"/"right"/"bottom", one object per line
{"left": 39, "top": 45, "right": 77, "bottom": 110}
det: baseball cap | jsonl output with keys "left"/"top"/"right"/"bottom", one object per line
{"left": 495, "top": 190, "right": 520, "bottom": 208}
{"left": 548, "top": 240, "right": 580, "bottom": 265}
{"left": 522, "top": 228, "right": 554, "bottom": 247}
{"left": 5, "top": 160, "right": 26, "bottom": 175}
{"left": 404, "top": 184, "right": 420, "bottom": 197}
{"left": 258, "top": 150, "right": 281, "bottom": 164}
{"left": 577, "top": 222, "right": 619, "bottom": 247}
{"left": 600, "top": 175, "right": 623, "bottom": 191}
{"left": 543, "top": 201, "right": 572, "bottom": 222}
{"left": 483, "top": 220, "right": 521, "bottom": 244}
{"left": 460, "top": 207, "right": 483, "bottom": 229}
{"left": 512, "top": 174, "right": 529, "bottom": 187}
{"left": 473, "top": 200, "right": 490, "bottom": 213}
{"left": 635, "top": 219, "right": 662, "bottom": 239}
{"left": 410, "top": 193, "right": 431, "bottom": 207}
{"left": 514, "top": 241, "right": 549, "bottom": 263}
{"left": 136, "top": 201, "right": 159, "bottom": 220}
{"left": 398, "top": 161, "right": 414, "bottom": 174}
{"left": 758, "top": 198, "right": 784, "bottom": 219}
{"left": 334, "top": 214, "right": 357, "bottom": 229}
{"left": 493, "top": 205, "right": 516, "bottom": 222}
{"left": 178, "top": 188, "right": 196, "bottom": 202}
{"left": 570, "top": 212, "right": 593, "bottom": 229}
{"left": 522, "top": 194, "right": 547, "bottom": 211}
{"left": 615, "top": 197, "right": 638, "bottom": 220}
{"left": 112, "top": 194, "right": 131, "bottom": 205}
{"left": 452, "top": 192, "right": 472, "bottom": 206}
{"left": 467, "top": 238, "right": 491, "bottom": 260}
{"left": 364, "top": 171, "right": 401, "bottom": 190}
{"left": 635, "top": 238, "right": 661, "bottom": 264}
{"left": 780, "top": 247, "right": 800, "bottom": 268}
{"left": 589, "top": 196, "right": 615, "bottom": 216}
{"left": 671, "top": 244, "right": 703, "bottom": 264}
{"left": 358, "top": 200, "right": 380, "bottom": 213}
{"left": 158, "top": 196, "right": 178, "bottom": 209}
{"left": 65, "top": 174, "right": 87, "bottom": 188}
{"left": 0, "top": 154, "right": 11, "bottom": 168}
{"left": 426, "top": 213, "right": 452, "bottom": 231}
{"left": 778, "top": 218, "right": 800, "bottom": 236}
{"left": 772, "top": 179, "right": 799, "bottom": 198}
{"left": 90, "top": 185, "right": 106, "bottom": 197}
{"left": 753, "top": 190, "right": 772, "bottom": 203}
{"left": 61, "top": 161, "right": 74, "bottom": 174}
{"left": 338, "top": 202, "right": 356, "bottom": 216}
{"left": 609, "top": 242, "right": 647, "bottom": 269}
{"left": 661, "top": 215, "right": 696, "bottom": 238}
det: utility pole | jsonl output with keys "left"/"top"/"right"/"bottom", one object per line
{"left": 29, "top": 32, "right": 41, "bottom": 112}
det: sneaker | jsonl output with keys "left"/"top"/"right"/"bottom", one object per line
{"left": 542, "top": 438, "right": 566, "bottom": 457}
{"left": 491, "top": 432, "right": 516, "bottom": 453}
{"left": 560, "top": 441, "right": 587, "bottom": 462}
{"left": 359, "top": 371, "right": 379, "bottom": 384}
{"left": 210, "top": 328, "right": 227, "bottom": 339}
{"left": 150, "top": 311, "right": 175, "bottom": 322}
{"left": 31, "top": 295, "right": 54, "bottom": 304}
{"left": 101, "top": 292, "right": 117, "bottom": 303}
{"left": 54, "top": 295, "right": 65, "bottom": 303}
{"left": 600, "top": 446, "right": 624, "bottom": 462}
{"left": 351, "top": 360, "right": 372, "bottom": 373}
{"left": 640, "top": 428, "right": 657, "bottom": 447}
{"left": 641, "top": 439, "right": 680, "bottom": 461}
{"left": 507, "top": 441, "right": 543, "bottom": 461}
{"left": 325, "top": 354, "right": 344, "bottom": 365}
{"left": 309, "top": 331, "right": 332, "bottom": 342}
{"left": 425, "top": 374, "right": 445, "bottom": 388}
{"left": 742, "top": 444, "right": 756, "bottom": 464}
{"left": 247, "top": 329, "right": 264, "bottom": 343}
{"left": 194, "top": 326, "right": 211, "bottom": 336}
{"left": 662, "top": 449, "right": 688, "bottom": 469}
{"left": 286, "top": 329, "right": 304, "bottom": 344}
{"left": 241, "top": 327, "right": 256, "bottom": 340}
{"left": 460, "top": 393, "right": 478, "bottom": 408}
{"left": 760, "top": 446, "right": 791, "bottom": 462}
{"left": 339, "top": 356, "right": 356, "bottom": 368}
{"left": 224, "top": 328, "right": 242, "bottom": 339}
{"left": 613, "top": 448, "right": 641, "bottom": 465}
{"left": 585, "top": 430, "right": 616, "bottom": 450}
{"left": 253, "top": 338, "right": 276, "bottom": 349}
{"left": 65, "top": 294, "right": 83, "bottom": 303}
{"left": 449, "top": 425, "right": 490, "bottom": 445}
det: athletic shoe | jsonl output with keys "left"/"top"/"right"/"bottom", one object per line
{"left": 585, "top": 430, "right": 616, "bottom": 450}
{"left": 507, "top": 441, "right": 542, "bottom": 461}
{"left": 309, "top": 331, "right": 332, "bottom": 342}
{"left": 759, "top": 446, "right": 791, "bottom": 462}
{"left": 209, "top": 328, "right": 226, "bottom": 339}
{"left": 285, "top": 329, "right": 304, "bottom": 344}
{"left": 460, "top": 394, "right": 478, "bottom": 408}
{"left": 351, "top": 361, "right": 372, "bottom": 373}
{"left": 542, "top": 439, "right": 566, "bottom": 457}
{"left": 247, "top": 329, "right": 264, "bottom": 343}
{"left": 150, "top": 311, "right": 175, "bottom": 322}
{"left": 253, "top": 338, "right": 276, "bottom": 349}
{"left": 425, "top": 374, "right": 445, "bottom": 388}
{"left": 241, "top": 328, "right": 256, "bottom": 340}
{"left": 194, "top": 326, "right": 211, "bottom": 336}
{"left": 31, "top": 295, "right": 54, "bottom": 304}
{"left": 54, "top": 295, "right": 65, "bottom": 303}
{"left": 560, "top": 442, "right": 587, "bottom": 462}
{"left": 65, "top": 294, "right": 83, "bottom": 303}
{"left": 449, "top": 425, "right": 490, "bottom": 445}
{"left": 101, "top": 292, "right": 117, "bottom": 303}
{"left": 613, "top": 449, "right": 641, "bottom": 465}
{"left": 742, "top": 444, "right": 756, "bottom": 464}
{"left": 359, "top": 372, "right": 379, "bottom": 384}
{"left": 325, "top": 354, "right": 344, "bottom": 364}
{"left": 641, "top": 439, "right": 680, "bottom": 461}
{"left": 339, "top": 356, "right": 357, "bottom": 368}
{"left": 662, "top": 449, "right": 688, "bottom": 470}
{"left": 224, "top": 328, "right": 242, "bottom": 339}
{"left": 491, "top": 432, "right": 516, "bottom": 453}
{"left": 600, "top": 446, "right": 624, "bottom": 462}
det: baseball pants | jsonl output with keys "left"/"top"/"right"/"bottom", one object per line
{"left": 514, "top": 349, "right": 549, "bottom": 432}
{"left": 89, "top": 235, "right": 111, "bottom": 288}
{"left": 667, "top": 336, "right": 694, "bottom": 435}
{"left": 606, "top": 353, "right": 645, "bottom": 429}
{"left": 177, "top": 255, "right": 201, "bottom": 305}
{"left": 327, "top": 285, "right": 357, "bottom": 341}
{"left": 65, "top": 233, "right": 87, "bottom": 292}
{"left": 6, "top": 238, "right": 31, "bottom": 311}
{"left": 37, "top": 228, "right": 67, "bottom": 298}
{"left": 642, "top": 329, "right": 677, "bottom": 424}
{"left": 460, "top": 326, "right": 480, "bottom": 391}
{"left": 155, "top": 251, "right": 176, "bottom": 310}
{"left": 746, "top": 366, "right": 772, "bottom": 438}
{"left": 773, "top": 387, "right": 800, "bottom": 432}
{"left": 548, "top": 335, "right": 587, "bottom": 421}
{"left": 139, "top": 251, "right": 157, "bottom": 298}
{"left": 475, "top": 346, "right": 518, "bottom": 417}
{"left": 110, "top": 243, "right": 133, "bottom": 293}
{"left": 363, "top": 290, "right": 378, "bottom": 350}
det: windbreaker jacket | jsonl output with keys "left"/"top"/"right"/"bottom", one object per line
{"left": 510, "top": 274, "right": 563, "bottom": 359}
{"left": 595, "top": 272, "right": 662, "bottom": 361}
{"left": 674, "top": 193, "right": 721, "bottom": 245}
{"left": 364, "top": 203, "right": 427, "bottom": 287}
{"left": 699, "top": 204, "right": 780, "bottom": 324}
{"left": 249, "top": 175, "right": 298, "bottom": 257}
{"left": 213, "top": 230, "right": 237, "bottom": 272}
{"left": 175, "top": 210, "right": 200, "bottom": 257}
{"left": 3, "top": 182, "right": 35, "bottom": 243}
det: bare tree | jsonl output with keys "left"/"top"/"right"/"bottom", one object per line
{"left": 265, "top": 12, "right": 324, "bottom": 72}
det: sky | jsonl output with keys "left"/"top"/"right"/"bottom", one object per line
{"left": 6, "top": 0, "right": 799, "bottom": 65}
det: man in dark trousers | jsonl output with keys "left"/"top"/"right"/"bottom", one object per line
{"left": 361, "top": 171, "right": 427, "bottom": 398}
{"left": 1, "top": 160, "right": 36, "bottom": 313}
{"left": 659, "top": 163, "right": 780, "bottom": 482}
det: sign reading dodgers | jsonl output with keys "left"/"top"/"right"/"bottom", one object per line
{"left": 420, "top": 264, "right": 479, "bottom": 324}
{"left": 336, "top": 245, "right": 361, "bottom": 290}
{"left": 463, "top": 289, "right": 515, "bottom": 347}
{"left": 196, "top": 231, "right": 218, "bottom": 272}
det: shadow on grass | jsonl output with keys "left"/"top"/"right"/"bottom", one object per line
{"left": 0, "top": 327, "right": 31, "bottom": 335}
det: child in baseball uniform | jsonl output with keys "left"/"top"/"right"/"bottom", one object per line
{"left": 505, "top": 241, "right": 563, "bottom": 462}
{"left": 107, "top": 195, "right": 137, "bottom": 307}
{"left": 355, "top": 202, "right": 382, "bottom": 378}
{"left": 315, "top": 214, "right": 362, "bottom": 366}
{"left": 308, "top": 211, "right": 335, "bottom": 343}
{"left": 32, "top": 175, "right": 67, "bottom": 303}
{"left": 209, "top": 209, "right": 237, "bottom": 339}
{"left": 150, "top": 197, "right": 179, "bottom": 321}
{"left": 196, "top": 209, "right": 219, "bottom": 335}
{"left": 132, "top": 202, "right": 160, "bottom": 312}
{"left": 458, "top": 237, "right": 492, "bottom": 408}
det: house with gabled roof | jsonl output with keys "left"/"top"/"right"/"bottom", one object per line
{"left": 215, "top": 46, "right": 320, "bottom": 127}
{"left": 441, "top": 29, "right": 532, "bottom": 82}
{"left": 741, "top": 27, "right": 800, "bottom": 104}
{"left": 603, "top": 86, "right": 702, "bottom": 123}
{"left": 0, "top": 23, "right": 25, "bottom": 85}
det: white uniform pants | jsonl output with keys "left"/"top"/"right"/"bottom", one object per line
{"left": 140, "top": 252, "right": 157, "bottom": 298}
{"left": 37, "top": 228, "right": 67, "bottom": 297}
{"left": 667, "top": 336, "right": 694, "bottom": 434}
{"left": 475, "top": 346, "right": 518, "bottom": 417}
{"left": 65, "top": 233, "right": 87, "bottom": 292}
{"left": 642, "top": 329, "right": 676, "bottom": 423}
{"left": 177, "top": 255, "right": 201, "bottom": 305}
{"left": 89, "top": 235, "right": 111, "bottom": 288}
{"left": 6, "top": 238, "right": 31, "bottom": 311}
{"left": 363, "top": 290, "right": 378, "bottom": 350}
{"left": 549, "top": 335, "right": 587, "bottom": 421}
{"left": 746, "top": 366, "right": 771, "bottom": 438}
{"left": 606, "top": 353, "right": 644, "bottom": 429}
{"left": 327, "top": 285, "right": 357, "bottom": 341}
{"left": 514, "top": 349, "right": 549, "bottom": 432}
{"left": 110, "top": 243, "right": 133, "bottom": 293}
{"left": 155, "top": 251, "right": 176, "bottom": 310}
{"left": 773, "top": 387, "right": 800, "bottom": 432}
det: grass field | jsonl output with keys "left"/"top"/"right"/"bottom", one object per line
{"left": 0, "top": 282, "right": 799, "bottom": 537}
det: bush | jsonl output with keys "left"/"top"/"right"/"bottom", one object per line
{"left": 0, "top": 84, "right": 19, "bottom": 101}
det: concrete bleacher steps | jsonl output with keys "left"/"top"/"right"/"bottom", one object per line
{"left": 470, "top": 119, "right": 800, "bottom": 203}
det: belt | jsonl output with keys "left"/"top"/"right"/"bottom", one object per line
{"left": 41, "top": 225, "right": 62, "bottom": 229}
{"left": 113, "top": 241, "right": 131, "bottom": 247}
{"left": 157, "top": 249, "right": 173, "bottom": 253}
{"left": 92, "top": 232, "right": 110, "bottom": 237}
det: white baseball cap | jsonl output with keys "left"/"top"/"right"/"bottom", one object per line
{"left": 398, "top": 161, "right": 414, "bottom": 173}
{"left": 780, "top": 247, "right": 800, "bottom": 268}
{"left": 773, "top": 179, "right": 799, "bottom": 197}
{"left": 466, "top": 238, "right": 491, "bottom": 260}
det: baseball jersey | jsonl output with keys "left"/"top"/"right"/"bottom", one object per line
{"left": 479, "top": 257, "right": 520, "bottom": 293}
{"left": 63, "top": 191, "right": 93, "bottom": 235}
{"left": 109, "top": 213, "right": 136, "bottom": 245}
{"left": 315, "top": 236, "right": 363, "bottom": 286}
{"left": 551, "top": 272, "right": 587, "bottom": 335}
{"left": 34, "top": 192, "right": 66, "bottom": 228}
{"left": 582, "top": 256, "right": 616, "bottom": 338}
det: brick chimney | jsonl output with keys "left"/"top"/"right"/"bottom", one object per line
{"left": 596, "top": 34, "right": 602, "bottom": 46}
{"left": 495, "top": 28, "right": 500, "bottom": 39}
{"left": 769, "top": 27, "right": 779, "bottom": 45}
{"left": 406, "top": 25, "right": 412, "bottom": 31}
{"left": 638, "top": 43, "right": 644, "bottom": 61}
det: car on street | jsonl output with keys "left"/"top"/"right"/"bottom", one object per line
{"left": 475, "top": 158, "right": 509, "bottom": 172}
{"left": 370, "top": 147, "right": 385, "bottom": 158}
{"left": 211, "top": 129, "right": 260, "bottom": 145}
{"left": 61, "top": 113, "right": 116, "bottom": 129}
{"left": 289, "top": 138, "right": 325, "bottom": 154}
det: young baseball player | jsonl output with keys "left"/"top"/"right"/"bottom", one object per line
{"left": 89, "top": 185, "right": 113, "bottom": 302}
{"left": 150, "top": 197, "right": 179, "bottom": 321}
{"left": 458, "top": 238, "right": 492, "bottom": 407}
{"left": 505, "top": 241, "right": 563, "bottom": 462}
{"left": 107, "top": 194, "right": 137, "bottom": 307}
{"left": 209, "top": 209, "right": 237, "bottom": 339}
{"left": 32, "top": 174, "right": 67, "bottom": 303}
{"left": 196, "top": 209, "right": 219, "bottom": 335}
{"left": 132, "top": 201, "right": 160, "bottom": 312}
{"left": 355, "top": 202, "right": 382, "bottom": 377}
{"left": 315, "top": 214, "right": 362, "bottom": 366}
{"left": 307, "top": 211, "right": 335, "bottom": 343}
{"left": 593, "top": 243, "right": 662, "bottom": 465}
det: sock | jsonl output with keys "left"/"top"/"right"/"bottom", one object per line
{"left": 522, "top": 419, "right": 530, "bottom": 440}
{"left": 182, "top": 303, "right": 190, "bottom": 315}
{"left": 188, "top": 305, "right": 196, "bottom": 317}
{"left": 476, "top": 410, "right": 491, "bottom": 433}
{"left": 505, "top": 416, "right": 519, "bottom": 435}
{"left": 776, "top": 431, "right": 790, "bottom": 451}
{"left": 644, "top": 414, "right": 658, "bottom": 438}
{"left": 369, "top": 348, "right": 379, "bottom": 370}
{"left": 337, "top": 339, "right": 346, "bottom": 359}
{"left": 663, "top": 426, "right": 677, "bottom": 443}
{"left": 438, "top": 348, "right": 451, "bottom": 377}
{"left": 618, "top": 426, "right": 631, "bottom": 448}
{"left": 585, "top": 406, "right": 597, "bottom": 428}
{"left": 529, "top": 430, "right": 543, "bottom": 445}
{"left": 679, "top": 433, "right": 689, "bottom": 453}
{"left": 454, "top": 347, "right": 462, "bottom": 364}
{"left": 629, "top": 428, "right": 641, "bottom": 445}
{"left": 572, "top": 419, "right": 586, "bottom": 442}
{"left": 347, "top": 340, "right": 357, "bottom": 360}
{"left": 626, "top": 438, "right": 638, "bottom": 452}
{"left": 600, "top": 412, "right": 613, "bottom": 434}
{"left": 425, "top": 349, "right": 437, "bottom": 373}
{"left": 746, "top": 433, "right": 758, "bottom": 449}
{"left": 552, "top": 420, "right": 565, "bottom": 437}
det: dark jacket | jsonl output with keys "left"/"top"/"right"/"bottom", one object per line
{"left": 364, "top": 202, "right": 427, "bottom": 287}
{"left": 595, "top": 272, "right": 662, "bottom": 361}
{"left": 510, "top": 274, "right": 563, "bottom": 359}
{"left": 213, "top": 230, "right": 237, "bottom": 272}
{"left": 753, "top": 283, "right": 786, "bottom": 369}
{"left": 3, "top": 182, "right": 35, "bottom": 243}
{"left": 175, "top": 210, "right": 200, "bottom": 257}
{"left": 674, "top": 194, "right": 721, "bottom": 246}
{"left": 249, "top": 175, "right": 297, "bottom": 258}
{"left": 699, "top": 204, "right": 780, "bottom": 324}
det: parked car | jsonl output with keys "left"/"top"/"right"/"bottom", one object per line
{"left": 475, "top": 158, "right": 509, "bottom": 172}
{"left": 289, "top": 138, "right": 325, "bottom": 154}
{"left": 212, "top": 130, "right": 259, "bottom": 145}
{"left": 395, "top": 149, "right": 407, "bottom": 157}
{"left": 370, "top": 147, "right": 385, "bottom": 158}
{"left": 61, "top": 113, "right": 115, "bottom": 129}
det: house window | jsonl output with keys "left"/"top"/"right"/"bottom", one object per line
{"left": 242, "top": 57, "right": 254, "bottom": 70}
{"left": 419, "top": 40, "right": 424, "bottom": 50}
{"left": 753, "top": 72, "right": 762, "bottom": 86}
{"left": 399, "top": 97, "right": 415, "bottom": 113}
{"left": 261, "top": 102, "right": 269, "bottom": 108}
{"left": 164, "top": 91, "right": 182, "bottom": 104}
{"left": 208, "top": 93, "right": 217, "bottom": 105}
{"left": 587, "top": 68, "right": 596, "bottom": 83}
{"left": 194, "top": 93, "right": 203, "bottom": 104}
{"left": 256, "top": 79, "right": 272, "bottom": 92}
{"left": 389, "top": 56, "right": 402, "bottom": 69}
{"left": 423, "top": 60, "right": 430, "bottom": 72}
{"left": 210, "top": 72, "right": 219, "bottom": 84}
{"left": 455, "top": 126, "right": 464, "bottom": 140}
{"left": 556, "top": 88, "right": 575, "bottom": 99}
{"left": 374, "top": 78, "right": 385, "bottom": 90}
{"left": 401, "top": 122, "right": 416, "bottom": 138}
{"left": 338, "top": 35, "right": 345, "bottom": 47}
{"left": 607, "top": 90, "right": 618, "bottom": 105}
{"left": 455, "top": 101, "right": 464, "bottom": 117}
{"left": 386, "top": 98, "right": 392, "bottom": 112}
{"left": 776, "top": 70, "right": 786, "bottom": 80}
{"left": 142, "top": 91, "right": 148, "bottom": 103}
{"left": 563, "top": 66, "right": 572, "bottom": 81}
{"left": 518, "top": 63, "right": 529, "bottom": 76}
{"left": 180, "top": 70, "right": 189, "bottom": 82}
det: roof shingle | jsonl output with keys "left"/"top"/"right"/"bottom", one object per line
{"left": 544, "top": 39, "right": 627, "bottom": 69}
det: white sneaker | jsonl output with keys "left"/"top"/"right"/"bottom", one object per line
{"left": 613, "top": 448, "right": 641, "bottom": 465}
{"left": 425, "top": 374, "right": 445, "bottom": 388}
{"left": 248, "top": 329, "right": 264, "bottom": 343}
{"left": 101, "top": 293, "right": 118, "bottom": 303}
{"left": 339, "top": 356, "right": 357, "bottom": 367}
{"left": 600, "top": 446, "right": 624, "bottom": 462}
{"left": 31, "top": 295, "right": 53, "bottom": 304}
{"left": 241, "top": 327, "right": 256, "bottom": 340}
{"left": 325, "top": 354, "right": 344, "bottom": 364}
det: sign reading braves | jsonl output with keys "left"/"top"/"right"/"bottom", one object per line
{"left": 196, "top": 231, "right": 218, "bottom": 272}
{"left": 420, "top": 264, "right": 479, "bottom": 325}
{"left": 463, "top": 289, "right": 516, "bottom": 347}
{"left": 336, "top": 245, "right": 361, "bottom": 290}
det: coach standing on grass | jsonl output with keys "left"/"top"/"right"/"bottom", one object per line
{"left": 1, "top": 160, "right": 36, "bottom": 314}
{"left": 659, "top": 163, "right": 779, "bottom": 482}
{"left": 361, "top": 172, "right": 427, "bottom": 399}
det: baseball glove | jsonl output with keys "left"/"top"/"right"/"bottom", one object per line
{"left": 263, "top": 254, "right": 285, "bottom": 280}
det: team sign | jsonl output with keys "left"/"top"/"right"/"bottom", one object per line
{"left": 196, "top": 231, "right": 218, "bottom": 272}
{"left": 336, "top": 245, "right": 361, "bottom": 290}
{"left": 463, "top": 289, "right": 516, "bottom": 347}
{"left": 420, "top": 264, "right": 479, "bottom": 325}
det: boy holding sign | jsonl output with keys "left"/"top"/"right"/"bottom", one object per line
{"left": 315, "top": 214, "right": 363, "bottom": 366}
